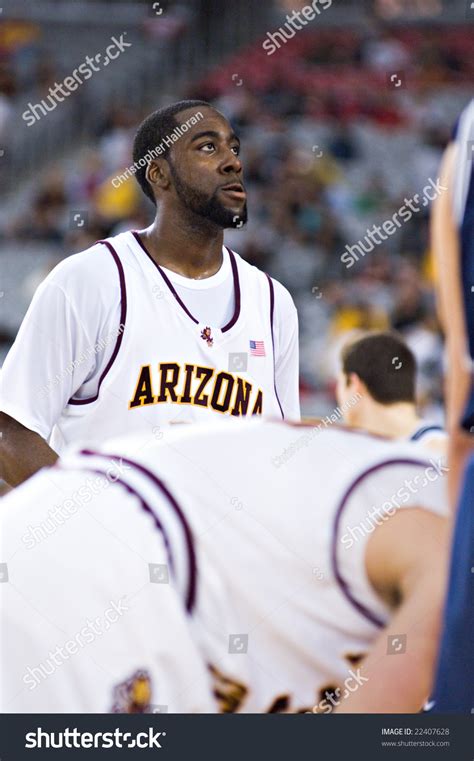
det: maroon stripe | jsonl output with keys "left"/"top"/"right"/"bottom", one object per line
{"left": 80, "top": 449, "right": 197, "bottom": 613}
{"left": 221, "top": 247, "right": 241, "bottom": 333}
{"left": 332, "top": 457, "right": 431, "bottom": 628}
{"left": 56, "top": 462, "right": 177, "bottom": 583}
{"left": 69, "top": 240, "right": 127, "bottom": 405}
{"left": 131, "top": 231, "right": 198, "bottom": 325}
{"left": 132, "top": 232, "right": 240, "bottom": 332}
{"left": 266, "top": 274, "right": 284, "bottom": 420}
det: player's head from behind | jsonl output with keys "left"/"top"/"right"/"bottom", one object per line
{"left": 336, "top": 330, "right": 417, "bottom": 429}
{"left": 133, "top": 100, "right": 247, "bottom": 229}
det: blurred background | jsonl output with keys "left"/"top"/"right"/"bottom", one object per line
{"left": 0, "top": 0, "right": 472, "bottom": 419}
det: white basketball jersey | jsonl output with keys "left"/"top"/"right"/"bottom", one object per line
{"left": 49, "top": 231, "right": 284, "bottom": 452}
{"left": 37, "top": 419, "right": 448, "bottom": 714}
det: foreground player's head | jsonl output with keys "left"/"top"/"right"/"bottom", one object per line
{"left": 336, "top": 331, "right": 417, "bottom": 427}
{"left": 133, "top": 100, "right": 247, "bottom": 229}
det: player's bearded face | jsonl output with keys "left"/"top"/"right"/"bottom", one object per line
{"left": 168, "top": 160, "right": 248, "bottom": 229}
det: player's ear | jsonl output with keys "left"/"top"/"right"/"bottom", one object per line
{"left": 146, "top": 159, "right": 171, "bottom": 192}
{"left": 348, "top": 372, "right": 364, "bottom": 394}
{"left": 346, "top": 372, "right": 357, "bottom": 388}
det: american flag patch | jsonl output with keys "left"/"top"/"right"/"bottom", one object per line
{"left": 249, "top": 340, "right": 265, "bottom": 357}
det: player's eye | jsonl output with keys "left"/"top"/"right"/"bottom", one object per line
{"left": 231, "top": 145, "right": 241, "bottom": 156}
{"left": 199, "top": 143, "right": 215, "bottom": 153}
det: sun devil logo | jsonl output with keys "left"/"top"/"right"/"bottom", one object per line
{"left": 200, "top": 326, "right": 213, "bottom": 347}
{"left": 111, "top": 669, "right": 153, "bottom": 713}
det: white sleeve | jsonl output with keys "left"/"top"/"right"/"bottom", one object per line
{"left": 0, "top": 248, "right": 120, "bottom": 443}
{"left": 272, "top": 279, "right": 300, "bottom": 421}
{"left": 0, "top": 280, "right": 96, "bottom": 440}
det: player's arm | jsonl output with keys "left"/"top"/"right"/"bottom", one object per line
{"left": 335, "top": 507, "right": 450, "bottom": 713}
{"left": 431, "top": 142, "right": 470, "bottom": 433}
{"left": 431, "top": 142, "right": 474, "bottom": 506}
{"left": 0, "top": 412, "right": 58, "bottom": 486}
{"left": 0, "top": 276, "right": 98, "bottom": 486}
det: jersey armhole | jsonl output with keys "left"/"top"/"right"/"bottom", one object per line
{"left": 68, "top": 241, "right": 127, "bottom": 405}
{"left": 265, "top": 274, "right": 284, "bottom": 420}
{"left": 331, "top": 457, "right": 431, "bottom": 629}
{"left": 59, "top": 449, "right": 197, "bottom": 612}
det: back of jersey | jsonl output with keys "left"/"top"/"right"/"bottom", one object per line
{"left": 77, "top": 418, "right": 448, "bottom": 713}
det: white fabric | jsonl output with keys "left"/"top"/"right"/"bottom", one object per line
{"left": 0, "top": 232, "right": 300, "bottom": 451}
{"left": 159, "top": 248, "right": 234, "bottom": 328}
{"left": 0, "top": 421, "right": 448, "bottom": 713}
{"left": 0, "top": 464, "right": 216, "bottom": 713}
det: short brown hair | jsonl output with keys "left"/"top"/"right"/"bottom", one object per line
{"left": 341, "top": 331, "right": 416, "bottom": 404}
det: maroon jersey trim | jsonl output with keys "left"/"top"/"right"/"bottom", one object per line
{"left": 79, "top": 449, "right": 197, "bottom": 613}
{"left": 68, "top": 240, "right": 127, "bottom": 405}
{"left": 266, "top": 274, "right": 284, "bottom": 420}
{"left": 332, "top": 457, "right": 431, "bottom": 628}
{"left": 131, "top": 231, "right": 241, "bottom": 332}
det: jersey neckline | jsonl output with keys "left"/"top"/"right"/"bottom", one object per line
{"left": 130, "top": 230, "right": 241, "bottom": 333}
{"left": 160, "top": 248, "right": 231, "bottom": 290}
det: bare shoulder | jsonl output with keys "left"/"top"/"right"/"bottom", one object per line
{"left": 366, "top": 507, "right": 450, "bottom": 604}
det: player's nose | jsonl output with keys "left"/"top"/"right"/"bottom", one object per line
{"left": 220, "top": 149, "right": 243, "bottom": 176}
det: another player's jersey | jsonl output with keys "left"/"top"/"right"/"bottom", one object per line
{"left": 0, "top": 462, "right": 216, "bottom": 714}
{"left": 430, "top": 454, "right": 474, "bottom": 713}
{"left": 409, "top": 423, "right": 444, "bottom": 442}
{"left": 1, "top": 420, "right": 448, "bottom": 713}
{"left": 409, "top": 422, "right": 447, "bottom": 455}
{"left": 48, "top": 232, "right": 288, "bottom": 451}
{"left": 452, "top": 99, "right": 474, "bottom": 431}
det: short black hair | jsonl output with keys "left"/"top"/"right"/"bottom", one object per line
{"left": 341, "top": 331, "right": 416, "bottom": 404}
{"left": 132, "top": 99, "right": 212, "bottom": 205}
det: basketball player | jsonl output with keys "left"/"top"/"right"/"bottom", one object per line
{"left": 0, "top": 418, "right": 449, "bottom": 713}
{"left": 0, "top": 100, "right": 300, "bottom": 487}
{"left": 428, "top": 97, "right": 474, "bottom": 713}
{"left": 335, "top": 331, "right": 446, "bottom": 454}
{"left": 432, "top": 97, "right": 474, "bottom": 500}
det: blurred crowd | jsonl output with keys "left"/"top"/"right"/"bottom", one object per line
{"left": 2, "top": 22, "right": 469, "bottom": 417}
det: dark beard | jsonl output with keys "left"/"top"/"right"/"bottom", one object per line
{"left": 169, "top": 162, "right": 248, "bottom": 229}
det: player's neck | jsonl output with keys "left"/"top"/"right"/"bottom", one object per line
{"left": 137, "top": 216, "right": 224, "bottom": 280}
{"left": 359, "top": 403, "right": 420, "bottom": 440}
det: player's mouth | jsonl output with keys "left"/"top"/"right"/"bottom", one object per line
{"left": 220, "top": 183, "right": 247, "bottom": 201}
